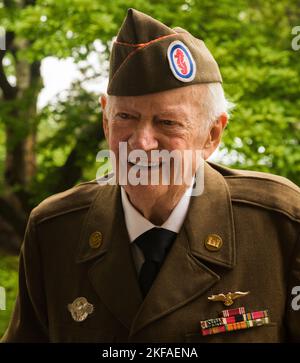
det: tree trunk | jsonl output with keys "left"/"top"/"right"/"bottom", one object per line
{"left": 0, "top": 31, "right": 42, "bottom": 252}
{"left": 5, "top": 39, "right": 41, "bottom": 188}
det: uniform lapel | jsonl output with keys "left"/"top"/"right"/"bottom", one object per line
{"left": 76, "top": 184, "right": 143, "bottom": 330}
{"left": 130, "top": 162, "right": 236, "bottom": 336}
{"left": 75, "top": 162, "right": 236, "bottom": 336}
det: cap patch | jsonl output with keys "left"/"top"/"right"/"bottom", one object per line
{"left": 167, "top": 40, "right": 196, "bottom": 82}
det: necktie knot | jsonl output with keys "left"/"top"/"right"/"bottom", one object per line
{"left": 135, "top": 227, "right": 177, "bottom": 264}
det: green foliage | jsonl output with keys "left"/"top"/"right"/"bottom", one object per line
{"left": 0, "top": 127, "right": 5, "bottom": 193}
{"left": 30, "top": 80, "right": 104, "bottom": 204}
{"left": 0, "top": 251, "right": 19, "bottom": 339}
{"left": 1, "top": 0, "right": 299, "bottom": 187}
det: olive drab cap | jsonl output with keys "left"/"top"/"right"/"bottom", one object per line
{"left": 107, "top": 8, "right": 222, "bottom": 96}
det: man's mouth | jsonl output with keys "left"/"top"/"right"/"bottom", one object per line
{"left": 127, "top": 159, "right": 162, "bottom": 169}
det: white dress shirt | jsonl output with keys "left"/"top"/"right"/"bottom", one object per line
{"left": 121, "top": 184, "right": 193, "bottom": 275}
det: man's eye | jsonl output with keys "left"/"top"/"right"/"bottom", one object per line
{"left": 160, "top": 119, "right": 177, "bottom": 126}
{"left": 117, "top": 112, "right": 132, "bottom": 120}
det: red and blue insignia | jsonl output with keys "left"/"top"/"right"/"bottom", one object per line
{"left": 167, "top": 40, "right": 196, "bottom": 82}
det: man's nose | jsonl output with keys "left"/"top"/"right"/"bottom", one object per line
{"left": 128, "top": 123, "right": 159, "bottom": 151}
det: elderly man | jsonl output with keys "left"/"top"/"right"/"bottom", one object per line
{"left": 2, "top": 8, "right": 300, "bottom": 343}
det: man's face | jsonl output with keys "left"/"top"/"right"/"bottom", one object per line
{"left": 101, "top": 84, "right": 221, "bottom": 202}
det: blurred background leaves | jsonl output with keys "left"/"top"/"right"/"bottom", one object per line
{"left": 0, "top": 0, "right": 299, "bottom": 337}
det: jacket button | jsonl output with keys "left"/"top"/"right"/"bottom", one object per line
{"left": 89, "top": 231, "right": 103, "bottom": 249}
{"left": 204, "top": 234, "right": 223, "bottom": 251}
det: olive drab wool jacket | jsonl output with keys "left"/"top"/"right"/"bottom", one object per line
{"left": 2, "top": 162, "right": 300, "bottom": 342}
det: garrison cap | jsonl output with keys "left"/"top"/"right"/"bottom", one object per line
{"left": 107, "top": 8, "right": 222, "bottom": 96}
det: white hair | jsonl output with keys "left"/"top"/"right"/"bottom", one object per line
{"left": 204, "top": 82, "right": 235, "bottom": 128}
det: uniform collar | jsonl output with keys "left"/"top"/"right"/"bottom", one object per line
{"left": 76, "top": 162, "right": 235, "bottom": 268}
{"left": 120, "top": 182, "right": 193, "bottom": 243}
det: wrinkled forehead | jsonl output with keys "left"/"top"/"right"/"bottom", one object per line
{"left": 106, "top": 84, "right": 207, "bottom": 114}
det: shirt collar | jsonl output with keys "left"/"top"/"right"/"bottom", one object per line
{"left": 121, "top": 183, "right": 194, "bottom": 243}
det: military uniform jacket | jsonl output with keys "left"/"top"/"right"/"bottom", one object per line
{"left": 2, "top": 162, "right": 300, "bottom": 342}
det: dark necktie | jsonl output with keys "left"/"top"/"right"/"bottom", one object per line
{"left": 134, "top": 227, "right": 177, "bottom": 298}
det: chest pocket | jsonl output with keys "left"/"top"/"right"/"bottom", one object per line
{"left": 50, "top": 324, "right": 115, "bottom": 343}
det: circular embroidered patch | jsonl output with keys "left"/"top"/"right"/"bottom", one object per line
{"left": 167, "top": 40, "right": 196, "bottom": 82}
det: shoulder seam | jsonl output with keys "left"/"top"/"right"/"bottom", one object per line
{"left": 231, "top": 198, "right": 300, "bottom": 223}
{"left": 226, "top": 176, "right": 300, "bottom": 221}
{"left": 34, "top": 204, "right": 91, "bottom": 225}
{"left": 225, "top": 175, "right": 299, "bottom": 194}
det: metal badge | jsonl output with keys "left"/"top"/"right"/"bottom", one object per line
{"left": 89, "top": 231, "right": 103, "bottom": 249}
{"left": 204, "top": 234, "right": 223, "bottom": 251}
{"left": 208, "top": 291, "right": 250, "bottom": 306}
{"left": 68, "top": 297, "right": 94, "bottom": 322}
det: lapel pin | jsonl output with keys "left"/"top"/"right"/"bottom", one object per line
{"left": 208, "top": 291, "right": 250, "bottom": 306}
{"left": 68, "top": 297, "right": 94, "bottom": 322}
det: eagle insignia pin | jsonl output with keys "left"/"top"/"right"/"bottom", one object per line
{"left": 208, "top": 291, "right": 250, "bottom": 306}
{"left": 68, "top": 297, "right": 94, "bottom": 322}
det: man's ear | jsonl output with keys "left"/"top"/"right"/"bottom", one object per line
{"left": 100, "top": 95, "right": 109, "bottom": 141}
{"left": 203, "top": 113, "right": 228, "bottom": 159}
